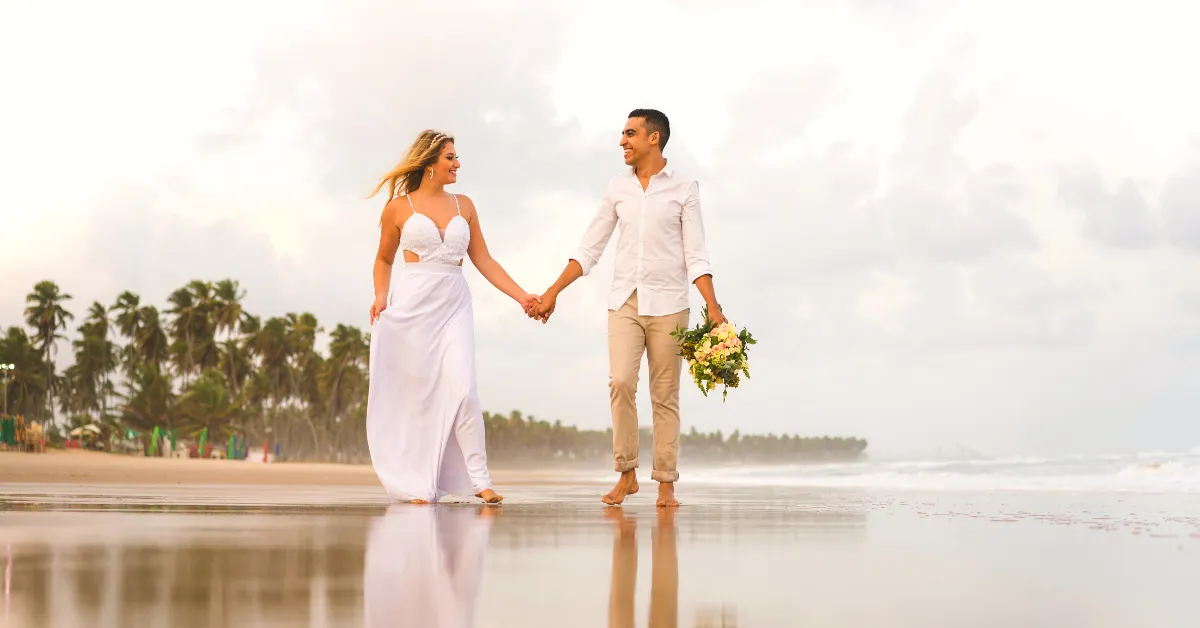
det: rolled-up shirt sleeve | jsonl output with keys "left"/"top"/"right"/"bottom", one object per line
{"left": 681, "top": 180, "right": 713, "bottom": 283}
{"left": 569, "top": 188, "right": 618, "bottom": 277}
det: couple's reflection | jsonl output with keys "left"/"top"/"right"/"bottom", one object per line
{"left": 607, "top": 508, "right": 678, "bottom": 628}
{"left": 361, "top": 505, "right": 680, "bottom": 628}
{"left": 363, "top": 504, "right": 499, "bottom": 628}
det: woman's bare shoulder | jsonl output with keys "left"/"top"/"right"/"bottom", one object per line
{"left": 454, "top": 193, "right": 478, "bottom": 220}
{"left": 381, "top": 196, "right": 412, "bottom": 230}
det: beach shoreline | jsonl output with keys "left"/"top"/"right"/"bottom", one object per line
{"left": 0, "top": 449, "right": 597, "bottom": 487}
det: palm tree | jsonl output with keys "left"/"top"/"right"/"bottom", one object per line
{"left": 323, "top": 324, "right": 369, "bottom": 419}
{"left": 284, "top": 312, "right": 324, "bottom": 452}
{"left": 119, "top": 363, "right": 176, "bottom": 432}
{"left": 112, "top": 291, "right": 143, "bottom": 335}
{"left": 83, "top": 302, "right": 118, "bottom": 420}
{"left": 134, "top": 306, "right": 170, "bottom": 374}
{"left": 176, "top": 368, "right": 243, "bottom": 443}
{"left": 166, "top": 285, "right": 200, "bottom": 385}
{"left": 63, "top": 336, "right": 100, "bottom": 417}
{"left": 0, "top": 326, "right": 48, "bottom": 417}
{"left": 217, "top": 337, "right": 253, "bottom": 395}
{"left": 212, "top": 278, "right": 247, "bottom": 341}
{"left": 249, "top": 315, "right": 290, "bottom": 407}
{"left": 212, "top": 280, "right": 249, "bottom": 392}
{"left": 319, "top": 324, "right": 369, "bottom": 459}
{"left": 112, "top": 291, "right": 146, "bottom": 378}
{"left": 24, "top": 280, "right": 74, "bottom": 422}
{"left": 285, "top": 312, "right": 323, "bottom": 407}
{"left": 186, "top": 280, "right": 221, "bottom": 376}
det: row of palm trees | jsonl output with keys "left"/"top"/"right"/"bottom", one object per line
{"left": 3, "top": 279, "right": 868, "bottom": 464}
{"left": 482, "top": 410, "right": 868, "bottom": 466}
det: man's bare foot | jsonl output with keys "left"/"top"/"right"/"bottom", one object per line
{"left": 602, "top": 470, "right": 639, "bottom": 505}
{"left": 409, "top": 499, "right": 430, "bottom": 505}
{"left": 476, "top": 489, "right": 503, "bottom": 504}
{"left": 656, "top": 482, "right": 680, "bottom": 508}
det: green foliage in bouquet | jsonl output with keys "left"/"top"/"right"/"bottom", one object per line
{"left": 670, "top": 305, "right": 756, "bottom": 401}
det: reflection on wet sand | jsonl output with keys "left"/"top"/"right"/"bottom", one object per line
{"left": 12, "top": 485, "right": 1194, "bottom": 626}
{"left": 607, "top": 508, "right": 680, "bottom": 628}
{"left": 5, "top": 543, "right": 12, "bottom": 624}
{"left": 0, "top": 493, "right": 867, "bottom": 627}
{"left": 605, "top": 508, "right": 743, "bottom": 628}
{"left": 363, "top": 505, "right": 498, "bottom": 628}
{"left": 1, "top": 513, "right": 372, "bottom": 627}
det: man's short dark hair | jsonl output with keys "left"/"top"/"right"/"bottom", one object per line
{"left": 628, "top": 108, "right": 670, "bottom": 150}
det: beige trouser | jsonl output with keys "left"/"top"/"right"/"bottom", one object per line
{"left": 608, "top": 291, "right": 689, "bottom": 483}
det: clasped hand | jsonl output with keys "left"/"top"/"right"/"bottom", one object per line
{"left": 521, "top": 291, "right": 554, "bottom": 324}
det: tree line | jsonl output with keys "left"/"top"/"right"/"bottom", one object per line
{"left": 2, "top": 279, "right": 867, "bottom": 464}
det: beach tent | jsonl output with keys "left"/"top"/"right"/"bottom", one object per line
{"left": 68, "top": 424, "right": 101, "bottom": 437}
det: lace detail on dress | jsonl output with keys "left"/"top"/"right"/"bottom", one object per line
{"left": 399, "top": 195, "right": 469, "bottom": 266}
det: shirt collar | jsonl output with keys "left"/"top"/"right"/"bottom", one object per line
{"left": 630, "top": 159, "right": 672, "bottom": 179}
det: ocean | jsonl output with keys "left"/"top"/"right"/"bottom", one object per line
{"left": 681, "top": 447, "right": 1200, "bottom": 493}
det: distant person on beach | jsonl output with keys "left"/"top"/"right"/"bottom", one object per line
{"left": 365, "top": 130, "right": 542, "bottom": 504}
{"left": 526, "top": 109, "right": 726, "bottom": 507}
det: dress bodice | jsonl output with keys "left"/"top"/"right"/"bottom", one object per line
{"left": 399, "top": 194, "right": 470, "bottom": 266}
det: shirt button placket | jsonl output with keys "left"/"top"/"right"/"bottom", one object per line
{"left": 637, "top": 179, "right": 648, "bottom": 316}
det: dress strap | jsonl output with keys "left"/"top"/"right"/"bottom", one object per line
{"left": 452, "top": 194, "right": 461, "bottom": 216}
{"left": 405, "top": 195, "right": 418, "bottom": 216}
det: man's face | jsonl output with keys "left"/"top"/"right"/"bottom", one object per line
{"left": 619, "top": 117, "right": 656, "bottom": 166}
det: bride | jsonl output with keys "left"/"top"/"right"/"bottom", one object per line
{"left": 366, "top": 129, "right": 539, "bottom": 504}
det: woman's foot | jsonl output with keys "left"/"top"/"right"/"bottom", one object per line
{"left": 602, "top": 470, "right": 639, "bottom": 505}
{"left": 476, "top": 488, "right": 503, "bottom": 504}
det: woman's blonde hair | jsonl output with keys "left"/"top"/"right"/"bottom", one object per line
{"left": 368, "top": 129, "right": 455, "bottom": 207}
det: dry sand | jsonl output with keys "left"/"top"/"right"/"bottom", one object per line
{"left": 0, "top": 449, "right": 576, "bottom": 487}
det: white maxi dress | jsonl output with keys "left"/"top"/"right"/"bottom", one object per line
{"left": 366, "top": 194, "right": 493, "bottom": 502}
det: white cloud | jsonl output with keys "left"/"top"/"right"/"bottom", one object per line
{"left": 1059, "top": 165, "right": 1160, "bottom": 249}
{"left": 1161, "top": 159, "right": 1200, "bottom": 252}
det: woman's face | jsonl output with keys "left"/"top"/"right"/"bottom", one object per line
{"left": 430, "top": 142, "right": 460, "bottom": 185}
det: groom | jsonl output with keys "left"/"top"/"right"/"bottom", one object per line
{"left": 529, "top": 108, "right": 725, "bottom": 507}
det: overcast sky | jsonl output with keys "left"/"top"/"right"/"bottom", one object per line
{"left": 2, "top": 0, "right": 1199, "bottom": 458}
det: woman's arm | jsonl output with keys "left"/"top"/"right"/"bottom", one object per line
{"left": 370, "top": 199, "right": 404, "bottom": 324}
{"left": 461, "top": 195, "right": 538, "bottom": 307}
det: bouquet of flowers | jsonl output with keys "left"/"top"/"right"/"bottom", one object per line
{"left": 671, "top": 306, "right": 756, "bottom": 401}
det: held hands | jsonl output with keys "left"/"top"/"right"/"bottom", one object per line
{"left": 524, "top": 290, "right": 556, "bottom": 324}
{"left": 518, "top": 293, "right": 541, "bottom": 316}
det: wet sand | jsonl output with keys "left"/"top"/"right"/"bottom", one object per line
{"left": 3, "top": 455, "right": 1200, "bottom": 626}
